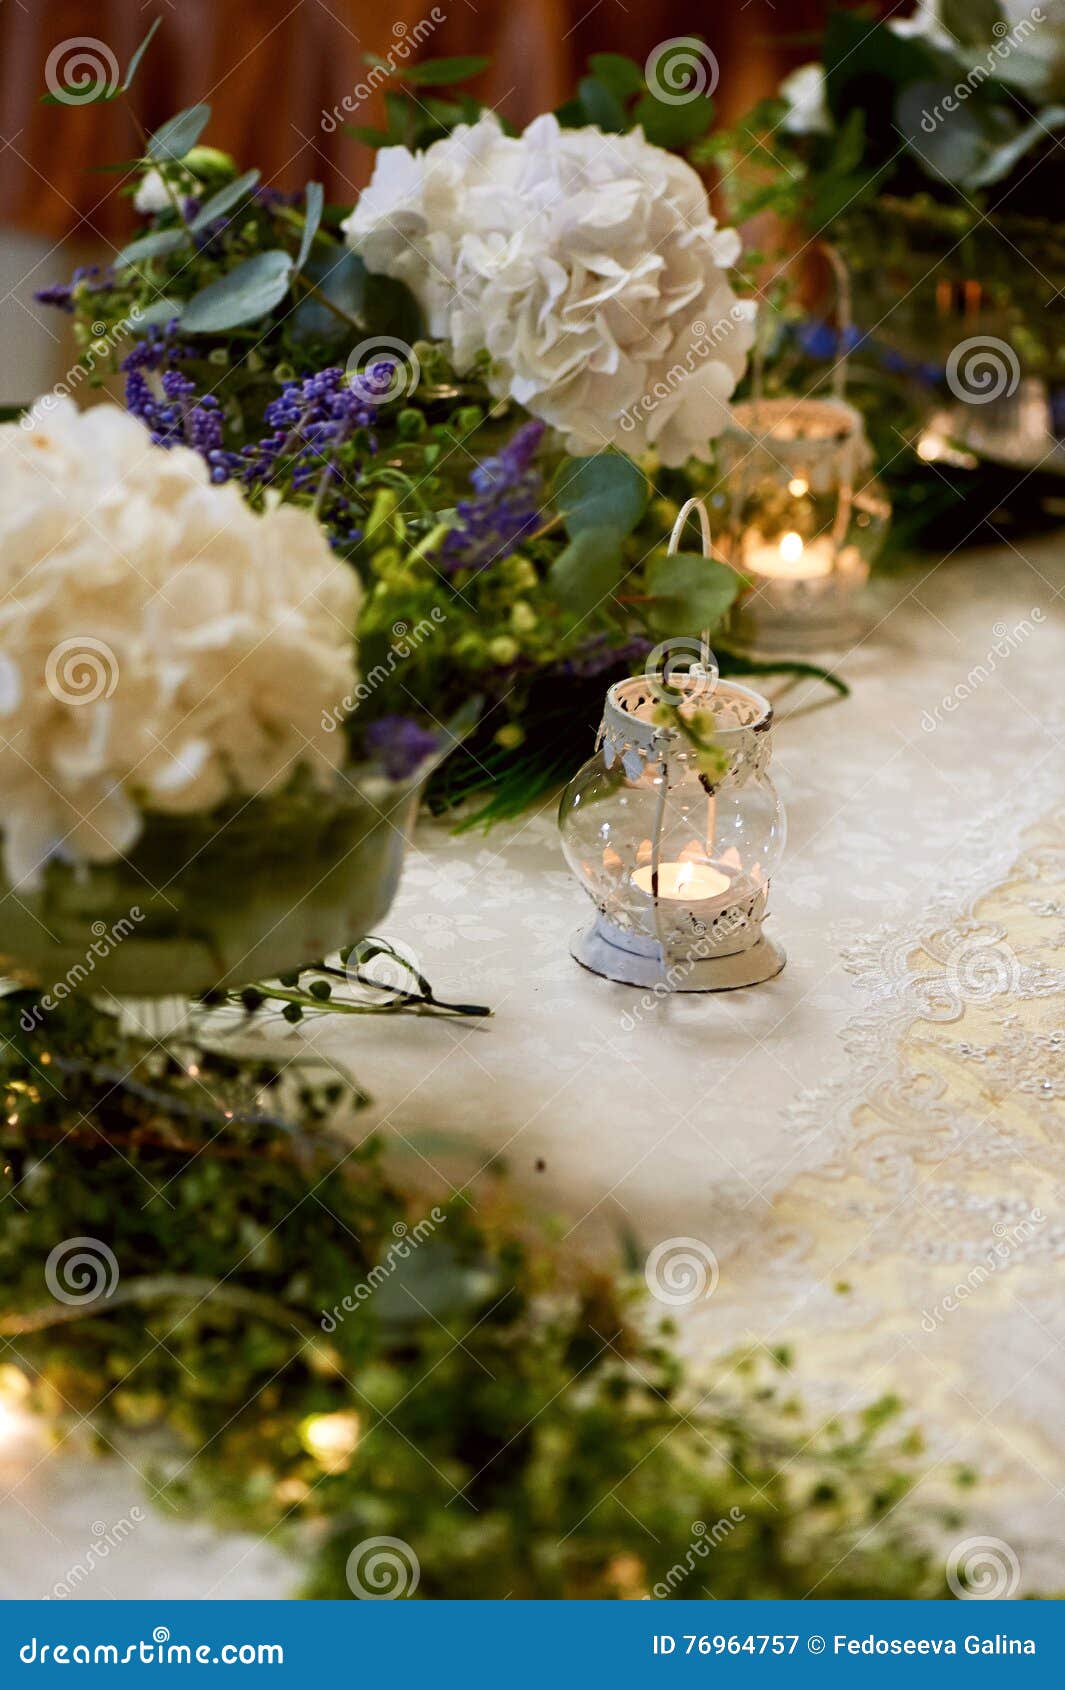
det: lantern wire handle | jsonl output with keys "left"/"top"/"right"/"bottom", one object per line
{"left": 667, "top": 498, "right": 718, "bottom": 676}
{"left": 651, "top": 496, "right": 719, "bottom": 989}
{"left": 821, "top": 241, "right": 852, "bottom": 403}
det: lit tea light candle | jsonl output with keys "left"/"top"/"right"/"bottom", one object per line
{"left": 632, "top": 860, "right": 731, "bottom": 900}
{"left": 745, "top": 529, "right": 834, "bottom": 581}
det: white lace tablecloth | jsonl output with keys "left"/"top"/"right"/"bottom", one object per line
{"left": 2, "top": 534, "right": 1063, "bottom": 1598}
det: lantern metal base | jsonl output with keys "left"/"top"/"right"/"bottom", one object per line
{"left": 570, "top": 917, "right": 786, "bottom": 992}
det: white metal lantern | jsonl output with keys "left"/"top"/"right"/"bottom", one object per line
{"left": 560, "top": 495, "right": 786, "bottom": 993}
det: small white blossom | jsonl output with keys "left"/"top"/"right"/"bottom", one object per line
{"left": 779, "top": 63, "right": 832, "bottom": 135}
{"left": 0, "top": 399, "right": 360, "bottom": 889}
{"left": 343, "top": 114, "right": 754, "bottom": 466}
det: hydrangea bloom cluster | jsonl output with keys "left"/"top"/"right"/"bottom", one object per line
{"left": 441, "top": 419, "right": 545, "bottom": 574}
{"left": 0, "top": 399, "right": 360, "bottom": 890}
{"left": 343, "top": 114, "right": 755, "bottom": 466}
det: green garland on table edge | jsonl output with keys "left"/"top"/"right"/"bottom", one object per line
{"left": 0, "top": 994, "right": 978, "bottom": 1600}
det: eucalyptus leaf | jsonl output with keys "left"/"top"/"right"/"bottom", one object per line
{"left": 115, "top": 228, "right": 188, "bottom": 268}
{"left": 644, "top": 551, "right": 740, "bottom": 638}
{"left": 130, "top": 298, "right": 182, "bottom": 328}
{"left": 403, "top": 56, "right": 489, "bottom": 85}
{"left": 552, "top": 453, "right": 648, "bottom": 539}
{"left": 289, "top": 249, "right": 365, "bottom": 344}
{"left": 123, "top": 18, "right": 161, "bottom": 91}
{"left": 147, "top": 104, "right": 212, "bottom": 163}
{"left": 895, "top": 82, "right": 987, "bottom": 183}
{"left": 296, "top": 181, "right": 325, "bottom": 272}
{"left": 181, "top": 249, "right": 293, "bottom": 333}
{"left": 548, "top": 526, "right": 626, "bottom": 634}
{"left": 189, "top": 168, "right": 261, "bottom": 233}
{"left": 967, "top": 106, "right": 1065, "bottom": 188}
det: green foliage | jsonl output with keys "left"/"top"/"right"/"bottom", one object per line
{"left": 0, "top": 998, "right": 964, "bottom": 1600}
{"left": 181, "top": 249, "right": 295, "bottom": 332}
{"left": 552, "top": 453, "right": 649, "bottom": 540}
{"left": 644, "top": 550, "right": 741, "bottom": 639}
{"left": 148, "top": 104, "right": 212, "bottom": 163}
{"left": 559, "top": 44, "right": 716, "bottom": 150}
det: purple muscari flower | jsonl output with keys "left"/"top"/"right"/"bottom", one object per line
{"left": 365, "top": 716, "right": 440, "bottom": 781}
{"left": 238, "top": 366, "right": 383, "bottom": 536}
{"left": 124, "top": 357, "right": 236, "bottom": 481}
{"left": 440, "top": 419, "right": 546, "bottom": 576}
{"left": 35, "top": 263, "right": 115, "bottom": 314}
{"left": 254, "top": 186, "right": 304, "bottom": 211}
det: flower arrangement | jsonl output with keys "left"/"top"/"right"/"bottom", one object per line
{"left": 0, "top": 398, "right": 435, "bottom": 995}
{"left": 0, "top": 992, "right": 973, "bottom": 1601}
{"left": 33, "top": 35, "right": 842, "bottom": 826}
{"left": 0, "top": 397, "right": 358, "bottom": 890}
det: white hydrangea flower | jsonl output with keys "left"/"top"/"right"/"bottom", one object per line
{"left": 342, "top": 114, "right": 755, "bottom": 467}
{"left": 0, "top": 398, "right": 360, "bottom": 889}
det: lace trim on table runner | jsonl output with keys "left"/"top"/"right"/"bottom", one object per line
{"left": 693, "top": 794, "right": 1065, "bottom": 1590}
{"left": 781, "top": 760, "right": 1065, "bottom": 1181}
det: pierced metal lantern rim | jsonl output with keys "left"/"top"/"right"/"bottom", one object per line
{"left": 570, "top": 918, "right": 786, "bottom": 992}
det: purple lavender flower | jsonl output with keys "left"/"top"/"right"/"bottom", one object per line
{"left": 440, "top": 419, "right": 545, "bottom": 576}
{"left": 365, "top": 716, "right": 440, "bottom": 780}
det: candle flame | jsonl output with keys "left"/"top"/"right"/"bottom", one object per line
{"left": 779, "top": 531, "right": 804, "bottom": 565}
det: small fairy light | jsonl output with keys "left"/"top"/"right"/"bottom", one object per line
{"left": 0, "top": 1366, "right": 37, "bottom": 1459}
{"left": 299, "top": 1410, "right": 361, "bottom": 1472}
{"left": 787, "top": 476, "right": 809, "bottom": 497}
